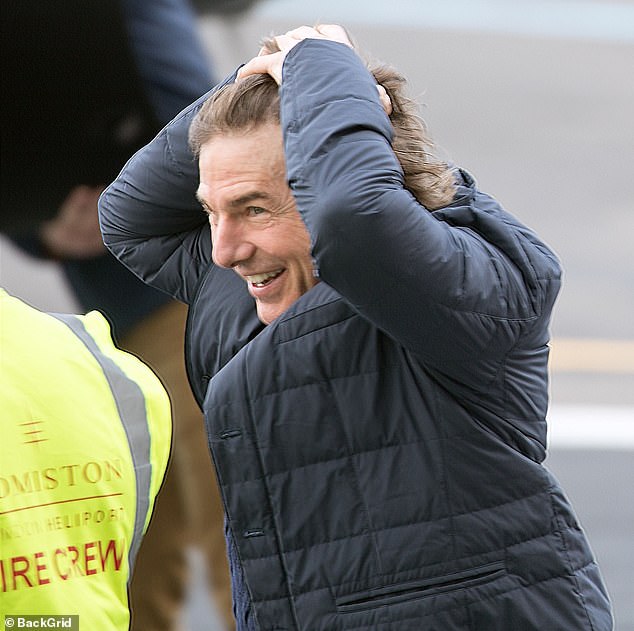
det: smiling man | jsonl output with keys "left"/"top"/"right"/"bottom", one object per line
{"left": 195, "top": 122, "right": 317, "bottom": 325}
{"left": 100, "top": 25, "right": 613, "bottom": 631}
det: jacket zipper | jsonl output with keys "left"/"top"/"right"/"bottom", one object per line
{"left": 336, "top": 561, "right": 506, "bottom": 613}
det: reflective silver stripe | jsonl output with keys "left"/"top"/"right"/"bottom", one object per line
{"left": 52, "top": 313, "right": 151, "bottom": 577}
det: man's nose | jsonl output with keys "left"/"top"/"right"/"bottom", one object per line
{"left": 210, "top": 216, "right": 255, "bottom": 269}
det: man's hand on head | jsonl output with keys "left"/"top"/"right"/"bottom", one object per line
{"left": 237, "top": 24, "right": 353, "bottom": 85}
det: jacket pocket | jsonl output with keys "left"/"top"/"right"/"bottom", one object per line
{"left": 335, "top": 561, "right": 506, "bottom": 613}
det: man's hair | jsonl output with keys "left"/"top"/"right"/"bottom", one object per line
{"left": 189, "top": 73, "right": 280, "bottom": 147}
{"left": 189, "top": 46, "right": 456, "bottom": 210}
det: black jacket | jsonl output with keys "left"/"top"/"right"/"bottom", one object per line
{"left": 100, "top": 40, "right": 613, "bottom": 630}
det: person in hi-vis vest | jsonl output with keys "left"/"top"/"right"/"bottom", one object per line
{"left": 0, "top": 289, "right": 172, "bottom": 629}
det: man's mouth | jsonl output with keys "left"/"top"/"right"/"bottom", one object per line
{"left": 245, "top": 269, "right": 284, "bottom": 288}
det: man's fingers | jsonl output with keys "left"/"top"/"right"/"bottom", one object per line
{"left": 283, "top": 24, "right": 353, "bottom": 48}
{"left": 273, "top": 33, "right": 304, "bottom": 52}
{"left": 236, "top": 56, "right": 262, "bottom": 80}
{"left": 238, "top": 36, "right": 302, "bottom": 84}
{"left": 237, "top": 52, "right": 283, "bottom": 83}
{"left": 284, "top": 25, "right": 321, "bottom": 41}
{"left": 238, "top": 24, "right": 354, "bottom": 84}
{"left": 376, "top": 84, "right": 393, "bottom": 116}
{"left": 314, "top": 24, "right": 353, "bottom": 47}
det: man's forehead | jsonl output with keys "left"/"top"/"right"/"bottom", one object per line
{"left": 200, "top": 123, "right": 283, "bottom": 153}
{"left": 197, "top": 141, "right": 287, "bottom": 207}
{"left": 199, "top": 132, "right": 284, "bottom": 173}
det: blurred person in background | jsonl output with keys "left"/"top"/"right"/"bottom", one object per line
{"left": 0, "top": 289, "right": 172, "bottom": 630}
{"left": 99, "top": 24, "right": 613, "bottom": 631}
{"left": 1, "top": 0, "right": 241, "bottom": 628}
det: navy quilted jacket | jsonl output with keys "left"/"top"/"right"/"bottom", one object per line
{"left": 100, "top": 40, "right": 612, "bottom": 631}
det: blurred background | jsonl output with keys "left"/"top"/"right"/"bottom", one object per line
{"left": 2, "top": 0, "right": 632, "bottom": 629}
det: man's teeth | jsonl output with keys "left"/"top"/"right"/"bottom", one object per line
{"left": 247, "top": 270, "right": 283, "bottom": 287}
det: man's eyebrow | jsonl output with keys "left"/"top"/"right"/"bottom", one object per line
{"left": 195, "top": 190, "right": 272, "bottom": 211}
{"left": 228, "top": 191, "right": 271, "bottom": 207}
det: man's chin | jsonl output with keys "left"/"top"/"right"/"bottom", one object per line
{"left": 255, "top": 284, "right": 319, "bottom": 324}
{"left": 256, "top": 302, "right": 282, "bottom": 326}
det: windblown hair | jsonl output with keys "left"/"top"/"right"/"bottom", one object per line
{"left": 189, "top": 73, "right": 280, "bottom": 149}
{"left": 368, "top": 62, "right": 456, "bottom": 209}
{"left": 189, "top": 40, "right": 456, "bottom": 210}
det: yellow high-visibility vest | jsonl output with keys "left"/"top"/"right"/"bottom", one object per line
{"left": 0, "top": 290, "right": 172, "bottom": 630}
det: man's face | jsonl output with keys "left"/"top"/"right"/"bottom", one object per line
{"left": 197, "top": 123, "right": 318, "bottom": 325}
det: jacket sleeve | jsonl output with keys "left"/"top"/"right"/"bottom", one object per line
{"left": 280, "top": 41, "right": 561, "bottom": 372}
{"left": 98, "top": 73, "right": 236, "bottom": 304}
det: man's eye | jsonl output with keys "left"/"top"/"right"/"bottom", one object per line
{"left": 247, "top": 206, "right": 267, "bottom": 217}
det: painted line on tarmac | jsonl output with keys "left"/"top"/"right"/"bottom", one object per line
{"left": 548, "top": 404, "right": 634, "bottom": 449}
{"left": 254, "top": 0, "right": 634, "bottom": 43}
{"left": 550, "top": 338, "right": 634, "bottom": 374}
